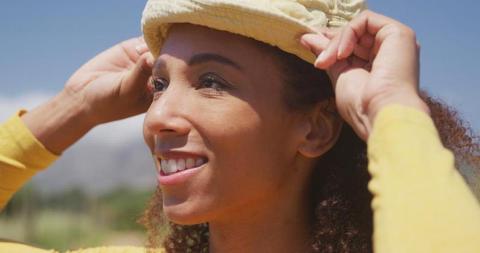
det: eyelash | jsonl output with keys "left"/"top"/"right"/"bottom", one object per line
{"left": 151, "top": 72, "right": 231, "bottom": 95}
{"left": 197, "top": 72, "right": 230, "bottom": 93}
{"left": 151, "top": 77, "right": 168, "bottom": 93}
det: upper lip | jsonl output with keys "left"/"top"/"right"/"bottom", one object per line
{"left": 155, "top": 150, "right": 208, "bottom": 161}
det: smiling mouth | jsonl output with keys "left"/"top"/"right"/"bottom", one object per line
{"left": 155, "top": 157, "right": 208, "bottom": 176}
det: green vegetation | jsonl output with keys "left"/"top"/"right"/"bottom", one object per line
{"left": 0, "top": 184, "right": 155, "bottom": 251}
{"left": 99, "top": 187, "right": 152, "bottom": 231}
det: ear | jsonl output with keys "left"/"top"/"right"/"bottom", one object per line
{"left": 296, "top": 99, "right": 343, "bottom": 158}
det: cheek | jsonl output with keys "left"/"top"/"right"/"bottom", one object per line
{"left": 200, "top": 99, "right": 295, "bottom": 199}
{"left": 143, "top": 125, "right": 153, "bottom": 151}
{"left": 144, "top": 89, "right": 297, "bottom": 222}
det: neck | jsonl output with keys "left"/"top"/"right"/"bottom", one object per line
{"left": 208, "top": 181, "right": 314, "bottom": 253}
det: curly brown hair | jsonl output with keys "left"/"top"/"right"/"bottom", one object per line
{"left": 140, "top": 41, "right": 480, "bottom": 253}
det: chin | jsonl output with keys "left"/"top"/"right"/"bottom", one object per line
{"left": 163, "top": 200, "right": 211, "bottom": 225}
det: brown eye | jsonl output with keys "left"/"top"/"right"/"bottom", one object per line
{"left": 151, "top": 77, "right": 168, "bottom": 93}
{"left": 198, "top": 73, "right": 230, "bottom": 91}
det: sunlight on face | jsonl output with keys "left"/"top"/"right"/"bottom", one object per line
{"left": 143, "top": 24, "right": 305, "bottom": 225}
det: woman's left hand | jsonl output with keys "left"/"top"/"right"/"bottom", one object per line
{"left": 300, "top": 10, "right": 430, "bottom": 141}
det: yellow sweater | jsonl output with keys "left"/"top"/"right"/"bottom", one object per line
{"left": 0, "top": 105, "right": 479, "bottom": 253}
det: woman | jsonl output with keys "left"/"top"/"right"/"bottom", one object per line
{"left": 1, "top": 0, "right": 479, "bottom": 252}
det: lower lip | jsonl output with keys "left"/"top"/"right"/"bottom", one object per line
{"left": 157, "top": 163, "right": 206, "bottom": 186}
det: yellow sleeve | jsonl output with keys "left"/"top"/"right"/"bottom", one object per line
{"left": 0, "top": 241, "right": 57, "bottom": 253}
{"left": 65, "top": 246, "right": 165, "bottom": 253}
{"left": 0, "top": 113, "right": 166, "bottom": 252}
{"left": 368, "top": 105, "right": 480, "bottom": 253}
{"left": 0, "top": 243, "right": 165, "bottom": 253}
{"left": 0, "top": 110, "right": 58, "bottom": 209}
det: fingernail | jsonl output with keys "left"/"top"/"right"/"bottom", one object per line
{"left": 314, "top": 53, "right": 325, "bottom": 68}
{"left": 135, "top": 43, "right": 148, "bottom": 55}
{"left": 317, "top": 51, "right": 327, "bottom": 63}
{"left": 298, "top": 37, "right": 308, "bottom": 48}
{"left": 337, "top": 46, "right": 344, "bottom": 58}
{"left": 146, "top": 54, "right": 155, "bottom": 67}
{"left": 300, "top": 34, "right": 315, "bottom": 45}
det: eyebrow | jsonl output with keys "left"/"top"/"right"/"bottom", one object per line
{"left": 188, "top": 53, "right": 244, "bottom": 71}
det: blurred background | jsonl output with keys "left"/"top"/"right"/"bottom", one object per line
{"left": 0, "top": 0, "right": 479, "bottom": 251}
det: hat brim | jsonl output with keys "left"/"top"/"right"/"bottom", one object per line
{"left": 142, "top": 0, "right": 365, "bottom": 63}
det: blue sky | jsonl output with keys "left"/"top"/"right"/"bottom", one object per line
{"left": 0, "top": 0, "right": 478, "bottom": 132}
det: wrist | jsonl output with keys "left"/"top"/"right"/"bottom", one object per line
{"left": 21, "top": 89, "right": 96, "bottom": 154}
{"left": 365, "top": 91, "right": 430, "bottom": 126}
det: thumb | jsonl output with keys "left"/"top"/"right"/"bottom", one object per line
{"left": 121, "top": 52, "right": 155, "bottom": 110}
{"left": 132, "top": 52, "right": 154, "bottom": 81}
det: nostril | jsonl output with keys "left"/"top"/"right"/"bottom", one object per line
{"left": 160, "top": 129, "right": 177, "bottom": 133}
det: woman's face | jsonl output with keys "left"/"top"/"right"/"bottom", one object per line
{"left": 143, "top": 24, "right": 309, "bottom": 224}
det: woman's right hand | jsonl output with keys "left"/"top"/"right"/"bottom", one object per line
{"left": 64, "top": 37, "right": 154, "bottom": 125}
{"left": 22, "top": 37, "right": 154, "bottom": 154}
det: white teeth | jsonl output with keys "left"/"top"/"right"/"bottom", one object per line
{"left": 195, "top": 158, "right": 205, "bottom": 167}
{"left": 159, "top": 157, "right": 207, "bottom": 175}
{"left": 167, "top": 159, "right": 177, "bottom": 174}
{"left": 177, "top": 159, "right": 186, "bottom": 171}
{"left": 186, "top": 158, "right": 195, "bottom": 169}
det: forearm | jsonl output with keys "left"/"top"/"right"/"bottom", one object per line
{"left": 365, "top": 90, "right": 431, "bottom": 139}
{"left": 21, "top": 89, "right": 95, "bottom": 154}
{"left": 368, "top": 105, "right": 480, "bottom": 253}
{"left": 335, "top": 86, "right": 430, "bottom": 142}
{"left": 0, "top": 111, "right": 58, "bottom": 209}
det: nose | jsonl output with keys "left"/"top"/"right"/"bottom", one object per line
{"left": 144, "top": 84, "right": 191, "bottom": 145}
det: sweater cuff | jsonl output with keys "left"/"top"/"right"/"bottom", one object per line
{"left": 368, "top": 104, "right": 438, "bottom": 147}
{"left": 0, "top": 110, "right": 58, "bottom": 171}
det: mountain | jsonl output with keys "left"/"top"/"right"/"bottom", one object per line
{"left": 31, "top": 117, "right": 157, "bottom": 196}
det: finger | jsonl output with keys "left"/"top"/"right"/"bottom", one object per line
{"left": 324, "top": 29, "right": 339, "bottom": 40}
{"left": 349, "top": 10, "right": 402, "bottom": 37}
{"left": 337, "top": 10, "right": 402, "bottom": 60}
{"left": 120, "top": 36, "right": 150, "bottom": 63}
{"left": 343, "top": 10, "right": 419, "bottom": 86}
{"left": 336, "top": 12, "right": 389, "bottom": 59}
{"left": 122, "top": 53, "right": 154, "bottom": 102}
{"left": 349, "top": 55, "right": 369, "bottom": 69}
{"left": 326, "top": 59, "right": 349, "bottom": 88}
{"left": 135, "top": 36, "right": 149, "bottom": 55}
{"left": 359, "top": 34, "right": 375, "bottom": 49}
{"left": 337, "top": 26, "right": 359, "bottom": 59}
{"left": 133, "top": 53, "right": 153, "bottom": 86}
{"left": 142, "top": 52, "right": 155, "bottom": 68}
{"left": 314, "top": 31, "right": 342, "bottom": 69}
{"left": 327, "top": 55, "right": 369, "bottom": 89}
{"left": 353, "top": 44, "right": 370, "bottom": 61}
{"left": 135, "top": 43, "right": 149, "bottom": 55}
{"left": 311, "top": 27, "right": 340, "bottom": 40}
{"left": 300, "top": 33, "right": 331, "bottom": 56}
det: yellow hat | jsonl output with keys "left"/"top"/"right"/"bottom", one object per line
{"left": 142, "top": 0, "right": 367, "bottom": 63}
